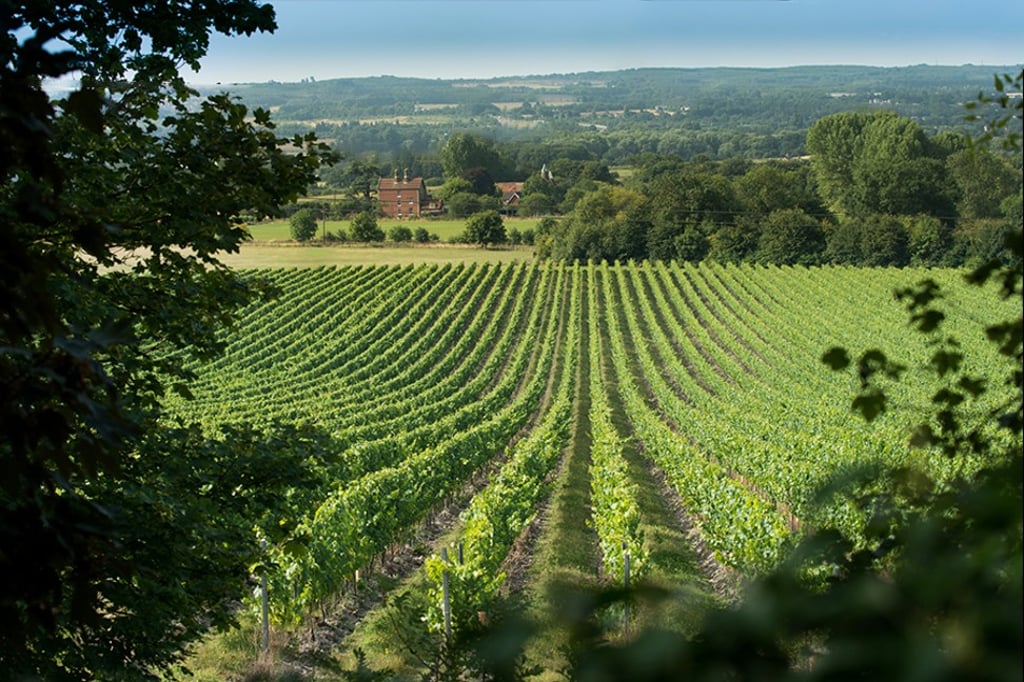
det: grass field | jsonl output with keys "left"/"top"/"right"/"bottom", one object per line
{"left": 224, "top": 216, "right": 542, "bottom": 267}
{"left": 247, "top": 216, "right": 547, "bottom": 244}
{"left": 217, "top": 243, "right": 533, "bottom": 268}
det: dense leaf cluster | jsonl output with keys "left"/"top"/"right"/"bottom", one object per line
{"left": 2, "top": 1, "right": 334, "bottom": 677}
{"left": 532, "top": 112, "right": 1020, "bottom": 266}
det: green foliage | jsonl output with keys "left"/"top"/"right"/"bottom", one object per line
{"left": 289, "top": 207, "right": 318, "bottom": 241}
{"left": 642, "top": 170, "right": 736, "bottom": 261}
{"left": 541, "top": 185, "right": 648, "bottom": 262}
{"left": 946, "top": 148, "right": 1022, "bottom": 219}
{"left": 462, "top": 165, "right": 498, "bottom": 196}
{"left": 807, "top": 110, "right": 956, "bottom": 220}
{"left": 463, "top": 210, "right": 507, "bottom": 247}
{"left": 351, "top": 210, "right": 384, "bottom": 242}
{"left": 734, "top": 162, "right": 825, "bottom": 217}
{"left": 756, "top": 208, "right": 826, "bottom": 265}
{"left": 1, "top": 1, "right": 333, "bottom": 676}
{"left": 413, "top": 226, "right": 437, "bottom": 243}
{"left": 340, "top": 157, "right": 383, "bottom": 200}
{"left": 388, "top": 225, "right": 413, "bottom": 242}
{"left": 446, "top": 191, "right": 495, "bottom": 219}
{"left": 707, "top": 217, "right": 760, "bottom": 263}
{"left": 906, "top": 215, "right": 956, "bottom": 267}
{"left": 440, "top": 132, "right": 505, "bottom": 181}
{"left": 824, "top": 215, "right": 910, "bottom": 266}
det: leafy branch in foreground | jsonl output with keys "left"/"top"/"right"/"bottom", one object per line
{"left": 2, "top": 2, "right": 335, "bottom": 678}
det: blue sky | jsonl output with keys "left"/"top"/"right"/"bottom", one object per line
{"left": 184, "top": 0, "right": 1023, "bottom": 84}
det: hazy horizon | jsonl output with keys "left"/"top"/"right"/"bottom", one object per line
{"left": 183, "top": 0, "right": 1023, "bottom": 86}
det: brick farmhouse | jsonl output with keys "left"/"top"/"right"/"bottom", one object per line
{"left": 376, "top": 171, "right": 444, "bottom": 218}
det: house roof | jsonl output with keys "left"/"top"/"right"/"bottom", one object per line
{"left": 496, "top": 182, "right": 523, "bottom": 206}
{"left": 378, "top": 177, "right": 425, "bottom": 192}
{"left": 495, "top": 182, "right": 523, "bottom": 194}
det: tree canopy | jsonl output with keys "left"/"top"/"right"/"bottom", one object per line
{"left": 1, "top": 2, "right": 333, "bottom": 677}
{"left": 463, "top": 210, "right": 507, "bottom": 247}
{"left": 289, "top": 207, "right": 318, "bottom": 241}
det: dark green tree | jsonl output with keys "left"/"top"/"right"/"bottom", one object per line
{"left": 906, "top": 215, "right": 956, "bottom": 267}
{"left": 825, "top": 215, "right": 910, "bottom": 266}
{"left": 462, "top": 165, "right": 498, "bottom": 197}
{"left": 946, "top": 148, "right": 1021, "bottom": 219}
{"left": 643, "top": 170, "right": 737, "bottom": 261}
{"left": 342, "top": 157, "right": 383, "bottom": 202}
{"left": 446, "top": 192, "right": 489, "bottom": 219}
{"left": 807, "top": 110, "right": 955, "bottom": 219}
{"left": 708, "top": 217, "right": 761, "bottom": 263}
{"left": 823, "top": 220, "right": 865, "bottom": 265}
{"left": 1, "top": 2, "right": 333, "bottom": 676}
{"left": 289, "top": 207, "right": 318, "bottom": 241}
{"left": 351, "top": 210, "right": 384, "bottom": 242}
{"left": 545, "top": 185, "right": 647, "bottom": 261}
{"left": 757, "top": 208, "right": 826, "bottom": 265}
{"left": 518, "top": 191, "right": 559, "bottom": 217}
{"left": 388, "top": 224, "right": 413, "bottom": 242}
{"left": 413, "top": 226, "right": 436, "bottom": 243}
{"left": 463, "top": 210, "right": 507, "bottom": 247}
{"left": 439, "top": 132, "right": 504, "bottom": 181}
{"left": 857, "top": 215, "right": 910, "bottom": 266}
{"left": 734, "top": 161, "right": 826, "bottom": 218}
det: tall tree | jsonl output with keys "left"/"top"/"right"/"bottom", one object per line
{"left": 343, "top": 157, "right": 383, "bottom": 201}
{"left": 946, "top": 148, "right": 1021, "bottom": 219}
{"left": 439, "top": 132, "right": 504, "bottom": 181}
{"left": 807, "top": 110, "right": 954, "bottom": 219}
{"left": 643, "top": 170, "right": 736, "bottom": 260}
{"left": 1, "top": 2, "right": 332, "bottom": 677}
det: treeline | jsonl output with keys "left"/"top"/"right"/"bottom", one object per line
{"left": 534, "top": 111, "right": 1021, "bottom": 267}
{"left": 224, "top": 65, "right": 1014, "bottom": 164}
{"left": 308, "top": 108, "right": 1020, "bottom": 269}
{"left": 222, "top": 65, "right": 1003, "bottom": 130}
{"left": 302, "top": 120, "right": 808, "bottom": 167}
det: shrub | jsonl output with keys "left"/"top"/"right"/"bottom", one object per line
{"left": 289, "top": 208, "right": 318, "bottom": 241}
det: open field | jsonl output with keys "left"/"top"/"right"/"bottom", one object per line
{"left": 247, "top": 216, "right": 546, "bottom": 243}
{"left": 170, "top": 261, "right": 1015, "bottom": 679}
{"left": 217, "top": 242, "right": 533, "bottom": 268}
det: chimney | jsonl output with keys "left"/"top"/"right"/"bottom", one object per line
{"left": 403, "top": 168, "right": 409, "bottom": 182}
{"left": 393, "top": 168, "right": 399, "bottom": 181}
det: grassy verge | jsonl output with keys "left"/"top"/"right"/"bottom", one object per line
{"left": 596, "top": 271, "right": 725, "bottom": 637}
{"left": 514, "top": 277, "right": 601, "bottom": 680}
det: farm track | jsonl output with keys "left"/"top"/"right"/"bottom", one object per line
{"left": 594, "top": 270, "right": 732, "bottom": 613}
{"left": 513, "top": 267, "right": 600, "bottom": 676}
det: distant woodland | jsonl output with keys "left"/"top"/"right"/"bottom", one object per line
{"left": 223, "top": 65, "right": 1022, "bottom": 268}
{"left": 214, "top": 65, "right": 1013, "bottom": 162}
